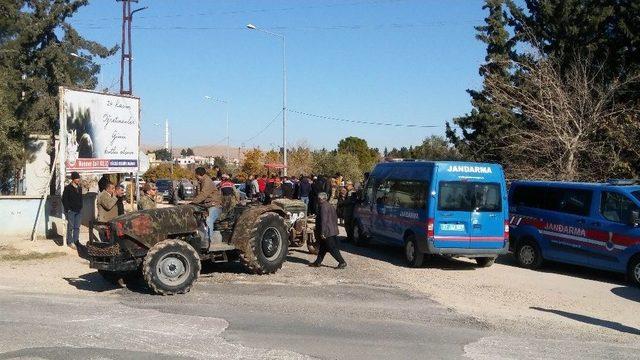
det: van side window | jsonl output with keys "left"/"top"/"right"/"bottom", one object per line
{"left": 364, "top": 178, "right": 375, "bottom": 204}
{"left": 512, "top": 185, "right": 542, "bottom": 208}
{"left": 544, "top": 187, "right": 592, "bottom": 216}
{"left": 390, "top": 180, "right": 428, "bottom": 210}
{"left": 376, "top": 180, "right": 393, "bottom": 206}
{"left": 600, "top": 192, "right": 639, "bottom": 223}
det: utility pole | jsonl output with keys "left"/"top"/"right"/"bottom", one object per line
{"left": 116, "top": 0, "right": 146, "bottom": 210}
{"left": 117, "top": 0, "right": 147, "bottom": 95}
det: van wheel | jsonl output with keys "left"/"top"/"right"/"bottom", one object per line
{"left": 404, "top": 235, "right": 424, "bottom": 268}
{"left": 351, "top": 222, "right": 368, "bottom": 247}
{"left": 628, "top": 256, "right": 640, "bottom": 287}
{"left": 516, "top": 239, "right": 543, "bottom": 269}
{"left": 476, "top": 257, "right": 496, "bottom": 268}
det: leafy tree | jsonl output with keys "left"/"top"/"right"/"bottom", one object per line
{"left": 333, "top": 152, "right": 362, "bottom": 183}
{"left": 446, "top": 0, "right": 515, "bottom": 162}
{"left": 337, "top": 136, "right": 379, "bottom": 174}
{"left": 240, "top": 148, "right": 264, "bottom": 176}
{"left": 153, "top": 148, "right": 172, "bottom": 161}
{"left": 264, "top": 149, "right": 281, "bottom": 164}
{"left": 287, "top": 144, "right": 314, "bottom": 176}
{"left": 213, "top": 156, "right": 226, "bottom": 170}
{"left": 311, "top": 150, "right": 362, "bottom": 183}
{"left": 388, "top": 136, "right": 463, "bottom": 161}
{"left": 311, "top": 149, "right": 335, "bottom": 177}
{"left": 143, "top": 163, "right": 194, "bottom": 181}
{"left": 180, "top": 147, "right": 194, "bottom": 156}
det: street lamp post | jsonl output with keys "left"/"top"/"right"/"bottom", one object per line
{"left": 204, "top": 96, "right": 230, "bottom": 161}
{"left": 246, "top": 23, "right": 287, "bottom": 175}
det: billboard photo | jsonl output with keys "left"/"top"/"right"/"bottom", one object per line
{"left": 60, "top": 87, "right": 140, "bottom": 174}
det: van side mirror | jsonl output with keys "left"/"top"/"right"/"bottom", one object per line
{"left": 629, "top": 210, "right": 640, "bottom": 227}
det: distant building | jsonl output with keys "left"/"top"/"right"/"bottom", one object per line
{"left": 176, "top": 156, "right": 196, "bottom": 167}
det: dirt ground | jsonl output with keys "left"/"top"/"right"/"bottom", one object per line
{"left": 1, "top": 229, "right": 639, "bottom": 347}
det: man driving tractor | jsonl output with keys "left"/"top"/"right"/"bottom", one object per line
{"left": 190, "top": 167, "right": 222, "bottom": 239}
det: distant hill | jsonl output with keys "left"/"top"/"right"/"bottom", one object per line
{"left": 142, "top": 144, "right": 246, "bottom": 160}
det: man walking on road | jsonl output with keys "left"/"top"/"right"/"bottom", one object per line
{"left": 62, "top": 172, "right": 83, "bottom": 249}
{"left": 309, "top": 192, "right": 347, "bottom": 269}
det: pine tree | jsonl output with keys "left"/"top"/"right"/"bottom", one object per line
{"left": 505, "top": 0, "right": 640, "bottom": 177}
{"left": 0, "top": 1, "right": 117, "bottom": 192}
{"left": 446, "top": 0, "right": 515, "bottom": 163}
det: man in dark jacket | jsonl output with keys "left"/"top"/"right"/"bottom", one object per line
{"left": 311, "top": 175, "right": 329, "bottom": 215}
{"left": 299, "top": 176, "right": 311, "bottom": 205}
{"left": 282, "top": 176, "right": 295, "bottom": 199}
{"left": 309, "top": 192, "right": 347, "bottom": 269}
{"left": 62, "top": 172, "right": 83, "bottom": 249}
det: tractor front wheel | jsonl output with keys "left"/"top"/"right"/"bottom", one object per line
{"left": 142, "top": 240, "right": 201, "bottom": 295}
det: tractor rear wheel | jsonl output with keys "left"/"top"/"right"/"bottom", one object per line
{"left": 238, "top": 212, "right": 289, "bottom": 274}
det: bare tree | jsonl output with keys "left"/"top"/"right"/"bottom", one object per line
{"left": 486, "top": 54, "right": 640, "bottom": 181}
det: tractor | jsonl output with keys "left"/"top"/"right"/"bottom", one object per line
{"left": 87, "top": 198, "right": 316, "bottom": 295}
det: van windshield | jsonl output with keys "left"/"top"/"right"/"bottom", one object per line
{"left": 633, "top": 191, "right": 640, "bottom": 203}
{"left": 438, "top": 182, "right": 502, "bottom": 212}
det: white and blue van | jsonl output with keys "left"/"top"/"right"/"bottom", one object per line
{"left": 509, "top": 180, "right": 640, "bottom": 286}
{"left": 352, "top": 160, "right": 509, "bottom": 267}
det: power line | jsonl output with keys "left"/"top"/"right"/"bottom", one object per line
{"left": 72, "top": 0, "right": 410, "bottom": 23}
{"left": 75, "top": 20, "right": 477, "bottom": 31}
{"left": 288, "top": 109, "right": 439, "bottom": 128}
{"left": 243, "top": 110, "right": 283, "bottom": 144}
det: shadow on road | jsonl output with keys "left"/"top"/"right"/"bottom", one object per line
{"left": 530, "top": 306, "right": 640, "bottom": 336}
{"left": 286, "top": 255, "right": 312, "bottom": 265}
{"left": 63, "top": 272, "right": 150, "bottom": 294}
{"left": 200, "top": 259, "right": 252, "bottom": 276}
{"left": 339, "top": 238, "right": 478, "bottom": 270}
{"left": 0, "top": 346, "right": 193, "bottom": 360}
{"left": 610, "top": 286, "right": 640, "bottom": 302}
{"left": 496, "top": 255, "right": 628, "bottom": 286}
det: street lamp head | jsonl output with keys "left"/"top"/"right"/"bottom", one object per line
{"left": 246, "top": 24, "right": 256, "bottom": 30}
{"left": 70, "top": 52, "right": 80, "bottom": 58}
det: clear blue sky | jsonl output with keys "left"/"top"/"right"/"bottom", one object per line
{"left": 69, "top": 0, "right": 489, "bottom": 152}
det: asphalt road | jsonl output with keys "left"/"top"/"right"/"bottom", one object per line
{"left": 0, "top": 271, "right": 486, "bottom": 360}
{"left": 1, "top": 237, "right": 639, "bottom": 359}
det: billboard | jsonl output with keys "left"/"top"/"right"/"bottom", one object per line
{"left": 60, "top": 87, "right": 140, "bottom": 174}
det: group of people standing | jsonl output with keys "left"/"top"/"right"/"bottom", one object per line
{"left": 62, "top": 172, "right": 159, "bottom": 250}
{"left": 61, "top": 167, "right": 357, "bottom": 270}
{"left": 241, "top": 172, "right": 358, "bottom": 269}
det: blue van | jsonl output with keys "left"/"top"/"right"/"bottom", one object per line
{"left": 352, "top": 160, "right": 509, "bottom": 267}
{"left": 509, "top": 180, "right": 640, "bottom": 286}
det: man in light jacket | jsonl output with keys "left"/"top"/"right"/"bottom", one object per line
{"left": 309, "top": 192, "right": 347, "bottom": 269}
{"left": 96, "top": 182, "right": 120, "bottom": 222}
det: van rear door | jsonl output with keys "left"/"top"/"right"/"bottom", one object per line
{"left": 434, "top": 181, "right": 472, "bottom": 249}
{"left": 468, "top": 182, "right": 505, "bottom": 249}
